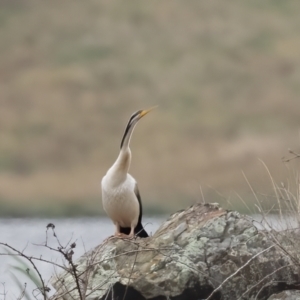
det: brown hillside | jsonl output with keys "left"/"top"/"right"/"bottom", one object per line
{"left": 0, "top": 0, "right": 300, "bottom": 215}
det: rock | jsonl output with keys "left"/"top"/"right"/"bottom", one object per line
{"left": 268, "top": 290, "right": 300, "bottom": 300}
{"left": 50, "top": 203, "right": 300, "bottom": 300}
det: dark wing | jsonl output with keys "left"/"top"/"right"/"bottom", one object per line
{"left": 134, "top": 182, "right": 143, "bottom": 225}
{"left": 133, "top": 183, "right": 148, "bottom": 238}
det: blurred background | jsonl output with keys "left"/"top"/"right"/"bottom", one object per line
{"left": 1, "top": 0, "right": 300, "bottom": 217}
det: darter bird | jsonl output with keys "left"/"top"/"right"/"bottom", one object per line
{"left": 101, "top": 108, "right": 155, "bottom": 238}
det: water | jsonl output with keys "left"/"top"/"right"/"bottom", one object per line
{"left": 0, "top": 217, "right": 163, "bottom": 299}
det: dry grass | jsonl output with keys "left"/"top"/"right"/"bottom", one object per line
{"left": 1, "top": 0, "right": 300, "bottom": 215}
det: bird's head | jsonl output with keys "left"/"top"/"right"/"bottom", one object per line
{"left": 128, "top": 106, "right": 157, "bottom": 126}
{"left": 120, "top": 106, "right": 157, "bottom": 149}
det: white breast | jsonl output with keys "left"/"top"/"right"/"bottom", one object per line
{"left": 101, "top": 173, "right": 140, "bottom": 228}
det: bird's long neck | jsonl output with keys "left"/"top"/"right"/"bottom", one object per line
{"left": 107, "top": 149, "right": 131, "bottom": 186}
{"left": 106, "top": 120, "right": 136, "bottom": 185}
{"left": 120, "top": 118, "right": 137, "bottom": 150}
{"left": 114, "top": 148, "right": 132, "bottom": 174}
{"left": 115, "top": 119, "right": 137, "bottom": 172}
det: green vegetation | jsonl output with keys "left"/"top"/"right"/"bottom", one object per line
{"left": 0, "top": 0, "right": 300, "bottom": 216}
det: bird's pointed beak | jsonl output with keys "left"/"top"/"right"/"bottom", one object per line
{"left": 139, "top": 106, "right": 158, "bottom": 118}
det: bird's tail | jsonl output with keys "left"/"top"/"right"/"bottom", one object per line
{"left": 134, "top": 221, "right": 148, "bottom": 238}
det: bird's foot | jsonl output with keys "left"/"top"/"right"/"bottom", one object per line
{"left": 127, "top": 233, "right": 135, "bottom": 239}
{"left": 114, "top": 232, "right": 130, "bottom": 239}
{"left": 112, "top": 232, "right": 137, "bottom": 240}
